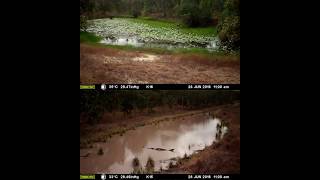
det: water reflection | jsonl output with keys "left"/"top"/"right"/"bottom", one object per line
{"left": 99, "top": 36, "right": 219, "bottom": 51}
{"left": 101, "top": 36, "right": 144, "bottom": 47}
{"left": 80, "top": 113, "right": 227, "bottom": 173}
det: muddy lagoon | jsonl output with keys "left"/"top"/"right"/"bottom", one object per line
{"left": 80, "top": 113, "right": 228, "bottom": 174}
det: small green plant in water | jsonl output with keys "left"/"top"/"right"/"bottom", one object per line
{"left": 145, "top": 157, "right": 155, "bottom": 173}
{"left": 132, "top": 157, "right": 142, "bottom": 174}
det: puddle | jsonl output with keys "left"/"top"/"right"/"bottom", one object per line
{"left": 80, "top": 113, "right": 227, "bottom": 174}
{"left": 132, "top": 54, "right": 158, "bottom": 62}
{"left": 103, "top": 54, "right": 158, "bottom": 64}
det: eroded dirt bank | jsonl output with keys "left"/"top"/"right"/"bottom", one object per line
{"left": 163, "top": 102, "right": 240, "bottom": 174}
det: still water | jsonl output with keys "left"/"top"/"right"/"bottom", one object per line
{"left": 80, "top": 113, "right": 227, "bottom": 173}
{"left": 100, "top": 36, "right": 219, "bottom": 51}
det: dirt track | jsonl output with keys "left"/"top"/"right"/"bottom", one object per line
{"left": 80, "top": 44, "right": 240, "bottom": 84}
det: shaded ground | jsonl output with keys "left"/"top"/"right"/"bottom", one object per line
{"left": 80, "top": 44, "right": 240, "bottom": 84}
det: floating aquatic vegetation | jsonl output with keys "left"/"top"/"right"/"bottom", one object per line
{"left": 87, "top": 18, "right": 218, "bottom": 49}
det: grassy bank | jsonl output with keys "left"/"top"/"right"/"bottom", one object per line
{"left": 80, "top": 31, "right": 102, "bottom": 43}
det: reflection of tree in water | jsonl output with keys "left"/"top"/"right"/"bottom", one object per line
{"left": 145, "top": 157, "right": 155, "bottom": 173}
{"left": 125, "top": 127, "right": 158, "bottom": 154}
{"left": 93, "top": 139, "right": 126, "bottom": 171}
{"left": 89, "top": 113, "right": 218, "bottom": 173}
{"left": 132, "top": 157, "right": 142, "bottom": 173}
{"left": 126, "top": 113, "right": 207, "bottom": 153}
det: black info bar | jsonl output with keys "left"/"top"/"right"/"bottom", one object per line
{"left": 80, "top": 174, "right": 240, "bottom": 180}
{"left": 80, "top": 84, "right": 240, "bottom": 90}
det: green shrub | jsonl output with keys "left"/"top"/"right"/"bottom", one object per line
{"left": 145, "top": 157, "right": 155, "bottom": 173}
{"left": 80, "top": 15, "right": 88, "bottom": 32}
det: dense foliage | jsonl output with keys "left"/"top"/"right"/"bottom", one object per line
{"left": 80, "top": 0, "right": 240, "bottom": 50}
{"left": 217, "top": 0, "right": 240, "bottom": 51}
{"left": 80, "top": 15, "right": 88, "bottom": 31}
{"left": 80, "top": 90, "right": 240, "bottom": 124}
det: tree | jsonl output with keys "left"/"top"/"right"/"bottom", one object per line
{"left": 130, "top": 0, "right": 144, "bottom": 18}
{"left": 80, "top": 0, "right": 92, "bottom": 31}
{"left": 223, "top": 0, "right": 240, "bottom": 17}
{"left": 121, "top": 96, "right": 134, "bottom": 115}
{"left": 212, "top": 0, "right": 224, "bottom": 16}
{"left": 218, "top": 16, "right": 240, "bottom": 50}
{"left": 136, "top": 92, "right": 147, "bottom": 112}
{"left": 80, "top": 91, "right": 105, "bottom": 125}
{"left": 179, "top": 0, "right": 213, "bottom": 27}
{"left": 179, "top": 0, "right": 200, "bottom": 27}
{"left": 199, "top": 0, "right": 213, "bottom": 26}
{"left": 143, "top": 0, "right": 153, "bottom": 15}
{"left": 80, "top": 90, "right": 240, "bottom": 126}
{"left": 80, "top": 15, "right": 88, "bottom": 32}
{"left": 218, "top": 0, "right": 240, "bottom": 51}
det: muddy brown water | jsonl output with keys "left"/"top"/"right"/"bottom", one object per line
{"left": 80, "top": 113, "right": 227, "bottom": 174}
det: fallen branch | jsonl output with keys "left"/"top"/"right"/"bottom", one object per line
{"left": 147, "top": 147, "right": 175, "bottom": 152}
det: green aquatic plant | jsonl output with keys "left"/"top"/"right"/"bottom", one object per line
{"left": 145, "top": 157, "right": 155, "bottom": 173}
{"left": 87, "top": 18, "right": 217, "bottom": 49}
{"left": 132, "top": 157, "right": 142, "bottom": 173}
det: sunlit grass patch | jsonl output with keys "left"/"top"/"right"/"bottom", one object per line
{"left": 80, "top": 31, "right": 102, "bottom": 43}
